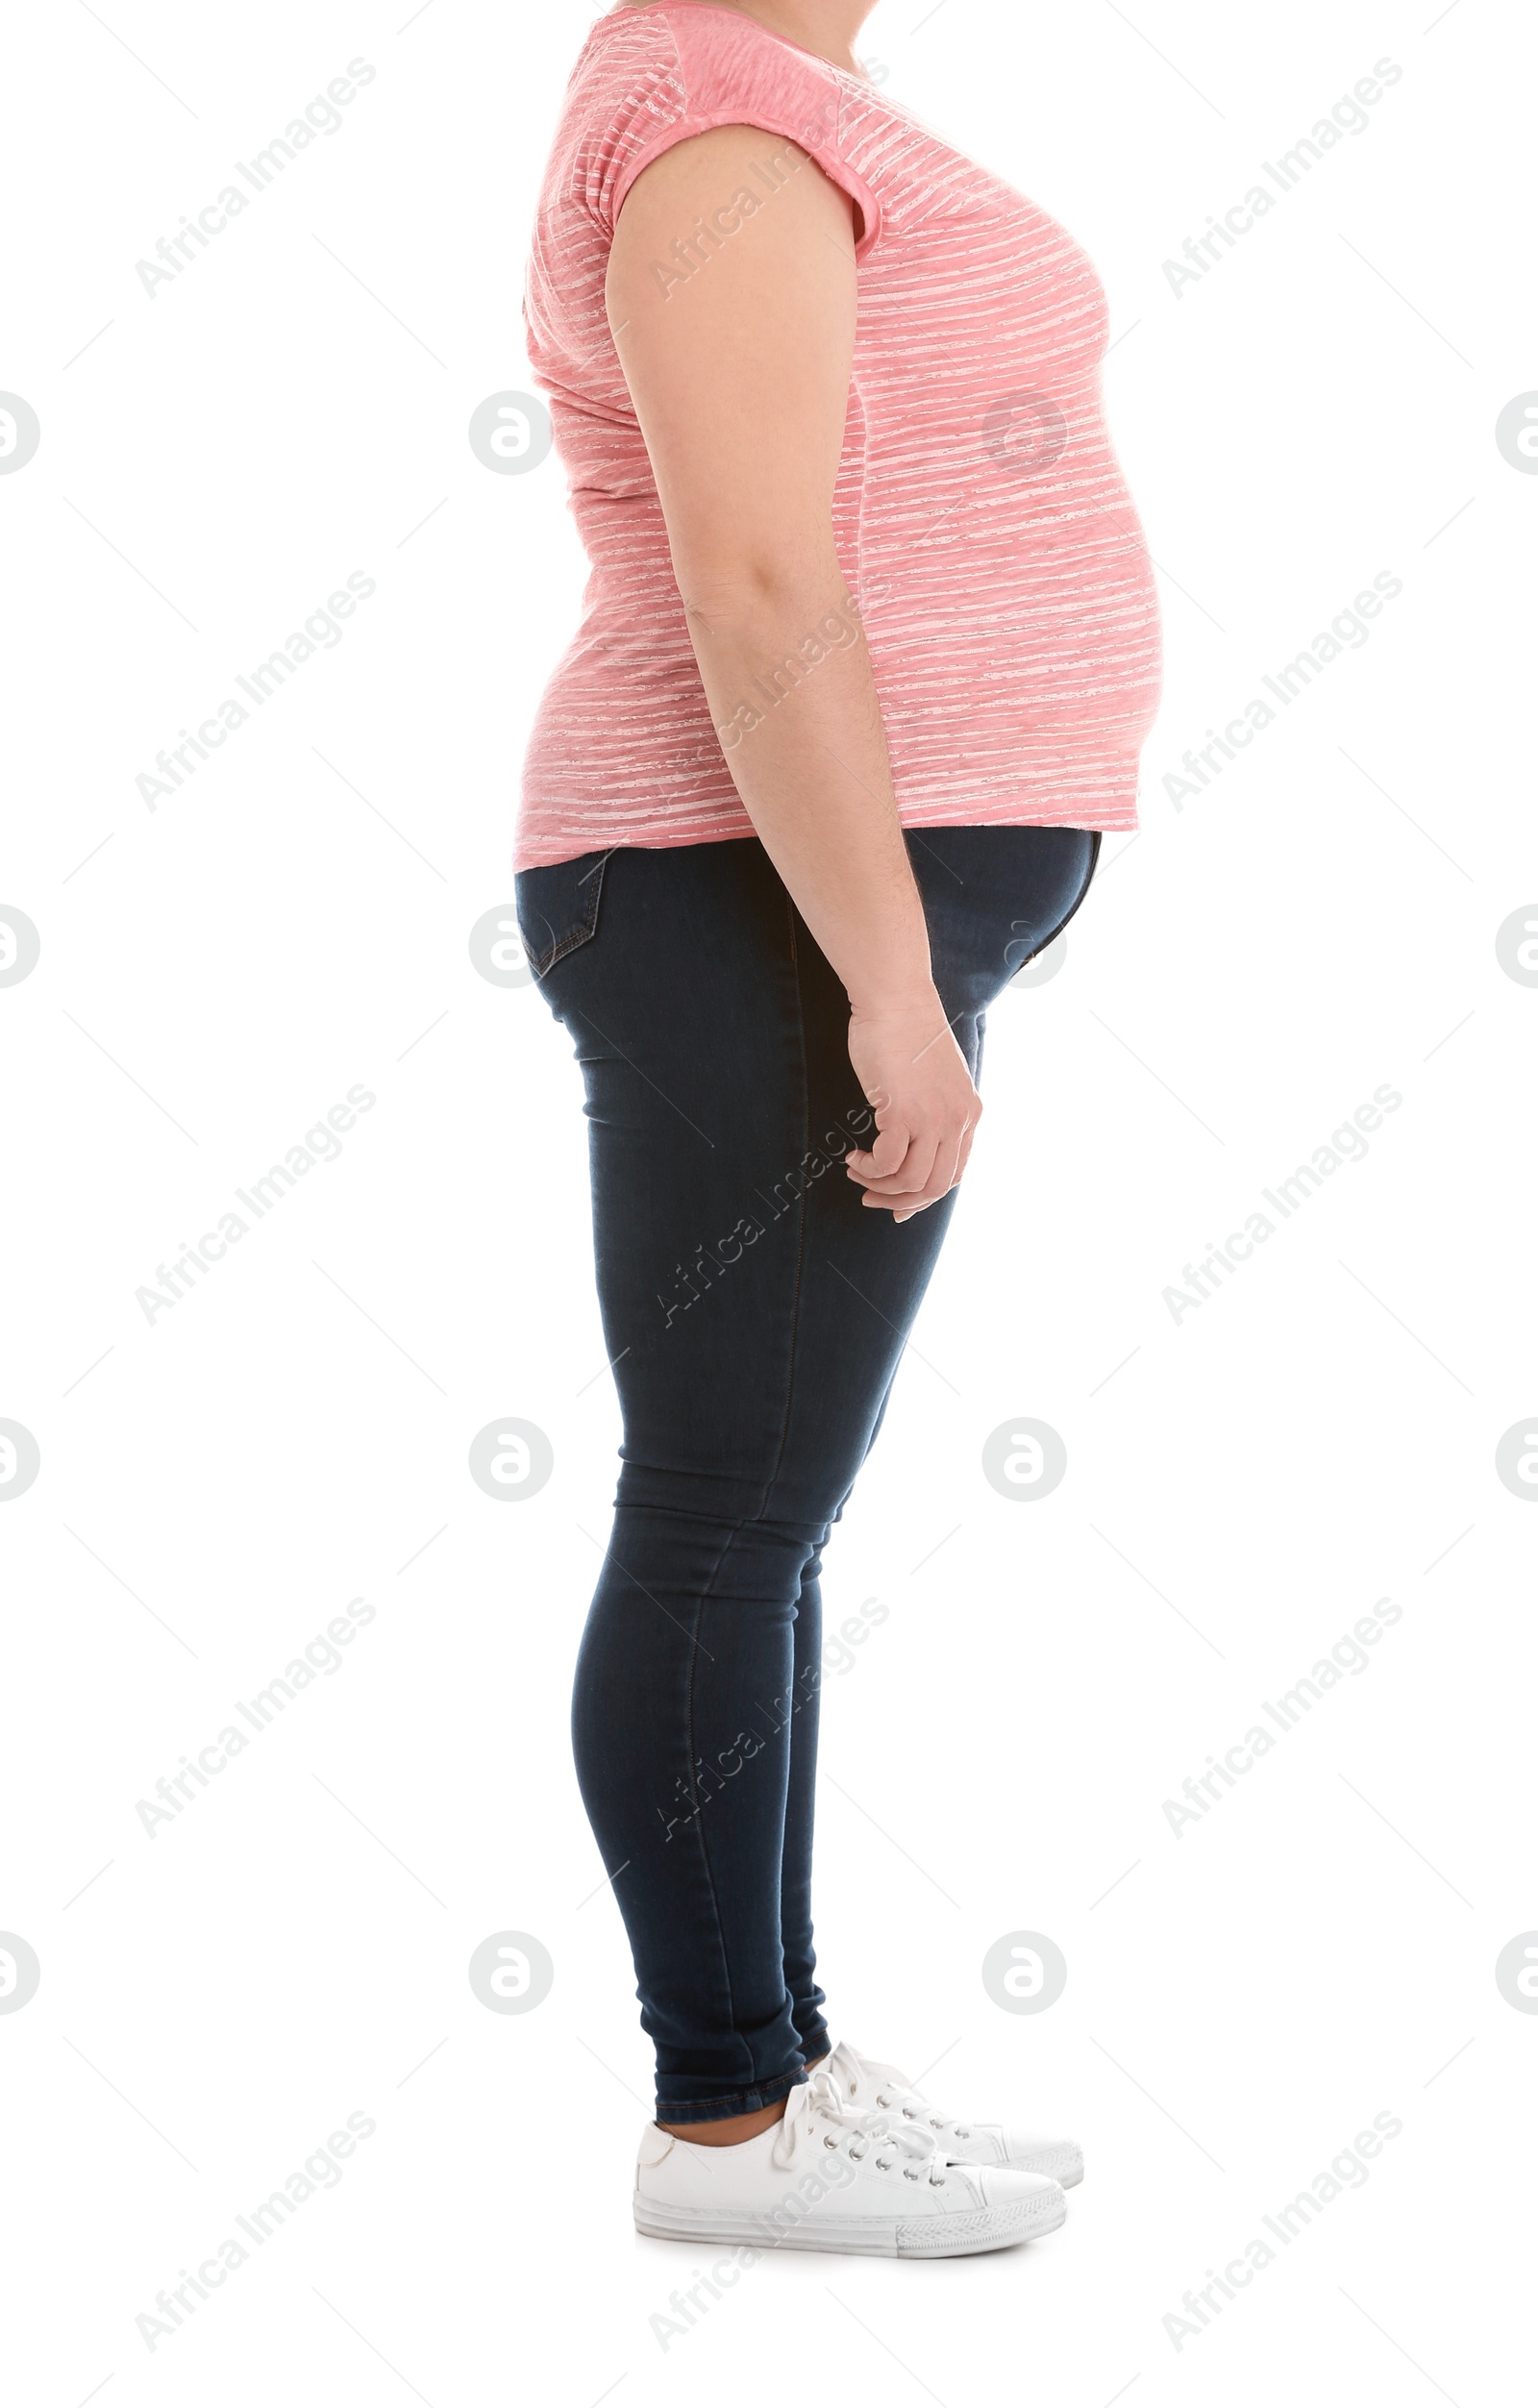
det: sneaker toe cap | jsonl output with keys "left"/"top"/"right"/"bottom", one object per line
{"left": 975, "top": 2166, "right": 1066, "bottom": 2211}
{"left": 1001, "top": 2133, "right": 1084, "bottom": 2186}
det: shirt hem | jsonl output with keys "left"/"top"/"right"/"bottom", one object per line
{"left": 512, "top": 794, "right": 1141, "bottom": 873}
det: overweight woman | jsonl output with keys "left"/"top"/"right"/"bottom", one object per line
{"left": 514, "top": 0, "right": 1161, "bottom": 2257}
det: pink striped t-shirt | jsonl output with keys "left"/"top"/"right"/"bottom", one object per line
{"left": 516, "top": 0, "right": 1162, "bottom": 870}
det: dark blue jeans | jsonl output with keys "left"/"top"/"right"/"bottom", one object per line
{"left": 516, "top": 826, "right": 1099, "bottom": 2120}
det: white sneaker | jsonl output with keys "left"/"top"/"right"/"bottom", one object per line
{"left": 825, "top": 2041, "right": 1085, "bottom": 2189}
{"left": 633, "top": 2069, "right": 1066, "bottom": 2259}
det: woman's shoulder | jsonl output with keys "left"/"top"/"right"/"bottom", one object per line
{"left": 552, "top": 7, "right": 857, "bottom": 212}
{"left": 571, "top": 3, "right": 688, "bottom": 91}
{"left": 545, "top": 5, "right": 962, "bottom": 258}
{"left": 583, "top": 3, "right": 856, "bottom": 114}
{"left": 540, "top": 8, "right": 688, "bottom": 211}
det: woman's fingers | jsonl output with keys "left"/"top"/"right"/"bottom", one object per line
{"left": 856, "top": 1118, "right": 981, "bottom": 1212}
{"left": 847, "top": 1113, "right": 959, "bottom": 1190}
{"left": 951, "top": 1114, "right": 980, "bottom": 1188}
{"left": 847, "top": 1123, "right": 936, "bottom": 1192}
{"left": 858, "top": 1131, "right": 941, "bottom": 1205}
{"left": 844, "top": 1115, "right": 911, "bottom": 1183}
{"left": 856, "top": 1107, "right": 976, "bottom": 1191}
{"left": 843, "top": 1004, "right": 982, "bottom": 1219}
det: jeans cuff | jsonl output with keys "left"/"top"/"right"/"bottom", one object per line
{"left": 654, "top": 2063, "right": 810, "bottom": 2125}
{"left": 796, "top": 2015, "right": 832, "bottom": 2068}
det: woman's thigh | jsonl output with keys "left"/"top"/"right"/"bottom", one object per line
{"left": 516, "top": 824, "right": 1098, "bottom": 1529}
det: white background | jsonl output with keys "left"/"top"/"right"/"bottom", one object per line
{"left": 2, "top": 0, "right": 1534, "bottom": 2401}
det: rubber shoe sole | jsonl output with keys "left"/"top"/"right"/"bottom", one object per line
{"left": 633, "top": 2181, "right": 1066, "bottom": 2259}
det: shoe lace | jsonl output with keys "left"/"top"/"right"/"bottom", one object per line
{"left": 771, "top": 2069, "right": 955, "bottom": 2186}
{"left": 828, "top": 2043, "right": 972, "bottom": 2143}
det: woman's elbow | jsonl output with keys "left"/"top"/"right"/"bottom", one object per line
{"left": 673, "top": 552, "right": 852, "bottom": 636}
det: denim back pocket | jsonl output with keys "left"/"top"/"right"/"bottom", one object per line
{"left": 513, "top": 848, "right": 613, "bottom": 979}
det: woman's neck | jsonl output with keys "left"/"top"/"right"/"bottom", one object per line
{"left": 608, "top": 0, "right": 872, "bottom": 76}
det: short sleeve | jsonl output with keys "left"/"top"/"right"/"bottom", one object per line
{"left": 576, "top": 19, "right": 692, "bottom": 238}
{"left": 595, "top": 9, "right": 882, "bottom": 262}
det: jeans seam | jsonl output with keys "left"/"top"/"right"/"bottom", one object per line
{"left": 761, "top": 894, "right": 814, "bottom": 1504}
{"left": 681, "top": 1523, "right": 759, "bottom": 2094}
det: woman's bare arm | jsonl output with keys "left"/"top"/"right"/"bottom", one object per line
{"left": 607, "top": 124, "right": 980, "bottom": 1218}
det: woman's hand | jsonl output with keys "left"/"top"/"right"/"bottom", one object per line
{"left": 844, "top": 988, "right": 982, "bottom": 1221}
